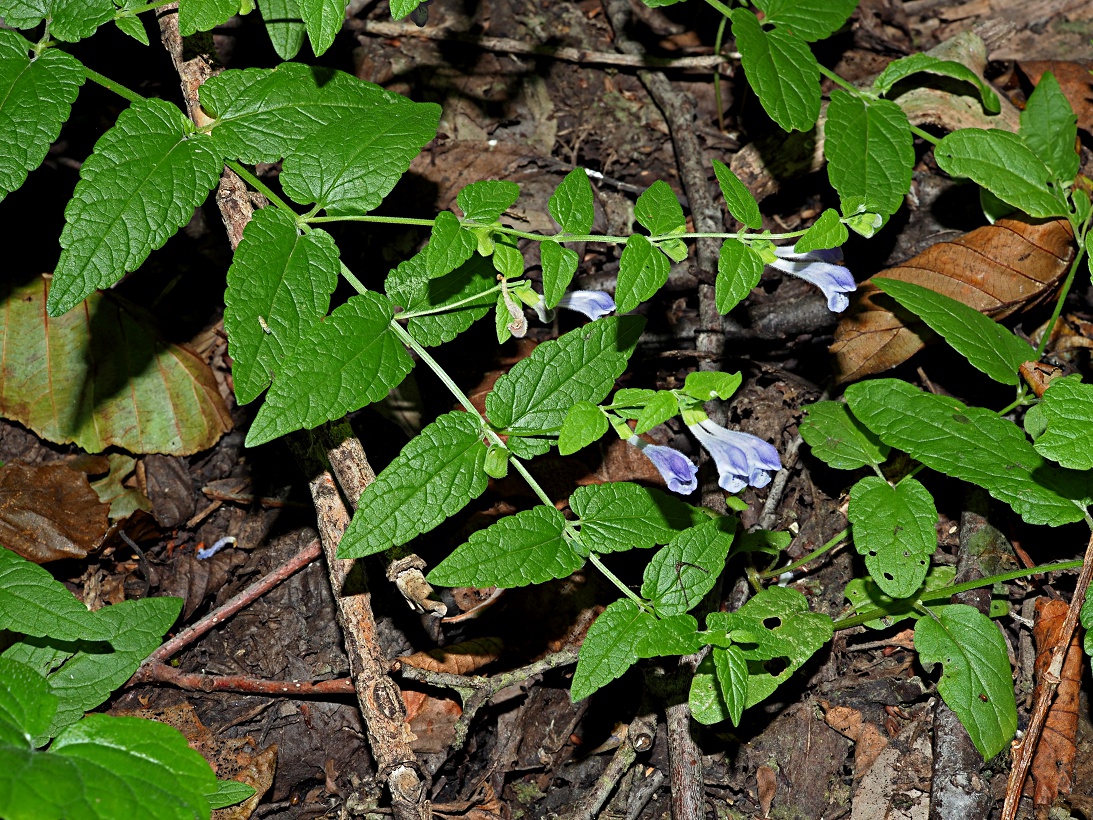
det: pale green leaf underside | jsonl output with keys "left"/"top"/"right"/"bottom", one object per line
{"left": 715, "top": 238, "right": 764, "bottom": 315}
{"left": 616, "top": 234, "right": 670, "bottom": 314}
{"left": 338, "top": 411, "right": 489, "bottom": 558}
{"left": 571, "top": 482, "right": 701, "bottom": 554}
{"left": 872, "top": 53, "right": 1000, "bottom": 114}
{"left": 0, "top": 547, "right": 114, "bottom": 642}
{"left": 1035, "top": 375, "right": 1093, "bottom": 470}
{"left": 712, "top": 159, "right": 762, "bottom": 230}
{"left": 558, "top": 401, "right": 608, "bottom": 455}
{"left": 247, "top": 291, "right": 412, "bottom": 446}
{"left": 386, "top": 248, "right": 495, "bottom": 347}
{"left": 642, "top": 519, "right": 735, "bottom": 616}
{"left": 799, "top": 400, "right": 889, "bottom": 470}
{"left": 179, "top": 0, "right": 238, "bottom": 36}
{"left": 571, "top": 599, "right": 654, "bottom": 702}
{"left": 731, "top": 9, "right": 820, "bottom": 132}
{"left": 50, "top": 99, "right": 223, "bottom": 316}
{"left": 844, "top": 565, "right": 956, "bottom": 630}
{"left": 299, "top": 0, "right": 346, "bottom": 56}
{"left": 257, "top": 0, "right": 305, "bottom": 59}
{"left": 848, "top": 476, "right": 937, "bottom": 599}
{"left": 0, "top": 0, "right": 114, "bottom": 41}
{"left": 550, "top": 167, "right": 594, "bottom": 235}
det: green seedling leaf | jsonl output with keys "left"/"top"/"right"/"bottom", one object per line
{"left": 849, "top": 476, "right": 937, "bottom": 599}
{"left": 425, "top": 211, "right": 477, "bottom": 279}
{"left": 1034, "top": 375, "right": 1093, "bottom": 470}
{"left": 550, "top": 167, "right": 594, "bottom": 235}
{"left": 872, "top": 53, "right": 1000, "bottom": 114}
{"left": 0, "top": 278, "right": 232, "bottom": 455}
{"left": 49, "top": 99, "right": 222, "bottom": 316}
{"left": 874, "top": 277, "right": 1035, "bottom": 386}
{"left": 486, "top": 316, "right": 644, "bottom": 442}
{"left": 713, "top": 644, "right": 749, "bottom": 726}
{"left": 299, "top": 0, "right": 345, "bottom": 55}
{"left": 491, "top": 238, "right": 523, "bottom": 278}
{"left": 257, "top": 0, "right": 304, "bottom": 58}
{"left": 754, "top": 0, "right": 858, "bottom": 41}
{"left": 731, "top": 9, "right": 820, "bottom": 132}
{"left": 0, "top": 657, "right": 55, "bottom": 746}
{"left": 682, "top": 371, "right": 742, "bottom": 403}
{"left": 732, "top": 528, "right": 793, "bottom": 559}
{"left": 389, "top": 0, "right": 424, "bottom": 20}
{"left": 844, "top": 565, "right": 956, "bottom": 629}
{"left": 914, "top": 604, "right": 1017, "bottom": 759}
{"left": 457, "top": 180, "right": 520, "bottom": 223}
{"left": 635, "top": 614, "right": 703, "bottom": 658}
{"left": 633, "top": 390, "right": 679, "bottom": 435}
{"left": 338, "top": 411, "right": 488, "bottom": 558}
{"left": 795, "top": 209, "right": 849, "bottom": 254}
{"left": 558, "top": 401, "right": 608, "bottom": 455}
{"left": 179, "top": 0, "right": 239, "bottom": 35}
{"left": 246, "top": 291, "right": 413, "bottom": 446}
{"left": 0, "top": 31, "right": 84, "bottom": 201}
{"left": 225, "top": 207, "right": 340, "bottom": 405}
{"left": 635, "top": 180, "right": 685, "bottom": 237}
{"left": 386, "top": 249, "right": 494, "bottom": 346}
{"left": 428, "top": 506, "right": 581, "bottom": 588}
{"left": 202, "top": 64, "right": 409, "bottom": 164}
{"left": 616, "top": 235, "right": 670, "bottom": 314}
{"left": 712, "top": 159, "right": 762, "bottom": 230}
{"left": 207, "top": 779, "right": 258, "bottom": 810}
{"left": 1020, "top": 71, "right": 1079, "bottom": 184}
{"left": 657, "top": 237, "right": 689, "bottom": 264}
{"left": 846, "top": 379, "right": 1088, "bottom": 526}
{"left": 0, "top": 547, "right": 114, "bottom": 643}
{"left": 541, "top": 240, "right": 579, "bottom": 308}
{"left": 934, "top": 129, "right": 1068, "bottom": 219}
{"left": 0, "top": 0, "right": 114, "bottom": 41}
{"left": 826, "top": 91, "right": 913, "bottom": 218}
{"left": 642, "top": 519, "right": 735, "bottom": 616}
{"left": 280, "top": 102, "right": 441, "bottom": 215}
{"left": 571, "top": 482, "right": 703, "bottom": 555}
{"left": 799, "top": 400, "right": 889, "bottom": 469}
{"left": 715, "top": 238, "right": 765, "bottom": 314}
{"left": 571, "top": 599, "right": 655, "bottom": 702}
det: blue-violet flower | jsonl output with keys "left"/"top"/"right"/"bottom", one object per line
{"left": 628, "top": 436, "right": 698, "bottom": 495}
{"left": 533, "top": 290, "right": 616, "bottom": 323}
{"left": 767, "top": 246, "right": 856, "bottom": 312}
{"left": 688, "top": 420, "right": 781, "bottom": 493}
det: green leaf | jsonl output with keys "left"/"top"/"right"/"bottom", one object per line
{"left": 844, "top": 565, "right": 956, "bottom": 629}
{"left": 428, "top": 506, "right": 581, "bottom": 588}
{"left": 755, "top": 0, "right": 858, "bottom": 41}
{"left": 491, "top": 238, "right": 523, "bottom": 278}
{"left": 846, "top": 379, "right": 1088, "bottom": 526}
{"left": 457, "top": 180, "right": 520, "bottom": 223}
{"left": 643, "top": 519, "right": 735, "bottom": 616}
{"left": 1021, "top": 71, "right": 1079, "bottom": 184}
{"left": 558, "top": 401, "right": 608, "bottom": 455}
{"left": 386, "top": 249, "right": 495, "bottom": 346}
{"left": 246, "top": 291, "right": 413, "bottom": 446}
{"left": 179, "top": 0, "right": 238, "bottom": 35}
{"left": 225, "top": 207, "right": 340, "bottom": 405}
{"left": 616, "top": 234, "right": 670, "bottom": 314}
{"left": 0, "top": 0, "right": 114, "bottom": 41}
{"left": 299, "top": 0, "right": 345, "bottom": 55}
{"left": 483, "top": 444, "right": 509, "bottom": 480}
{"left": 712, "top": 159, "right": 762, "bottom": 230}
{"left": 389, "top": 0, "right": 424, "bottom": 20}
{"left": 715, "top": 239, "right": 765, "bottom": 314}
{"left": 848, "top": 476, "right": 937, "bottom": 599}
{"left": 731, "top": 9, "right": 820, "bottom": 132}
{"left": 826, "top": 91, "right": 913, "bottom": 218}
{"left": 1082, "top": 595, "right": 1093, "bottom": 657}
{"left": 571, "top": 599, "right": 655, "bottom": 702}
{"left": 570, "top": 482, "right": 702, "bottom": 554}
{"left": 337, "top": 411, "right": 488, "bottom": 558}
{"left": 206, "top": 779, "right": 257, "bottom": 810}
{"left": 732, "top": 528, "right": 792, "bottom": 557}
{"left": 486, "top": 316, "right": 644, "bottom": 437}
{"left": 914, "top": 604, "right": 1017, "bottom": 759}
{"left": 0, "top": 658, "right": 56, "bottom": 746}
{"left": 799, "top": 400, "right": 889, "bottom": 469}
{"left": 635, "top": 614, "right": 703, "bottom": 658}
{"left": 934, "top": 129, "right": 1068, "bottom": 219}
{"left": 1034, "top": 375, "right": 1093, "bottom": 470}
{"left": 114, "top": 14, "right": 150, "bottom": 44}
{"left": 203, "top": 64, "right": 410, "bottom": 164}
{"left": 49, "top": 99, "right": 222, "bottom": 316}
{"left": 540, "top": 240, "right": 579, "bottom": 308}
{"left": 682, "top": 371, "right": 742, "bottom": 402}
{"left": 794, "top": 209, "right": 849, "bottom": 253}
{"left": 713, "top": 644, "right": 749, "bottom": 726}
{"left": 280, "top": 102, "right": 441, "bottom": 215}
{"left": 872, "top": 53, "right": 1000, "bottom": 114}
{"left": 0, "top": 31, "right": 84, "bottom": 201}
{"left": 633, "top": 390, "right": 679, "bottom": 434}
{"left": 550, "top": 167, "right": 594, "bottom": 234}
{"left": 0, "top": 547, "right": 114, "bottom": 642}
{"left": 874, "top": 277, "right": 1035, "bottom": 386}
{"left": 689, "top": 652, "right": 728, "bottom": 724}
{"left": 425, "top": 211, "right": 477, "bottom": 279}
{"left": 257, "top": 0, "right": 304, "bottom": 59}
{"left": 635, "top": 180, "right": 685, "bottom": 237}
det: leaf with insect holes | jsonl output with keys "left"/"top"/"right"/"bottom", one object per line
{"left": 849, "top": 476, "right": 937, "bottom": 599}
{"left": 635, "top": 614, "right": 703, "bottom": 658}
{"left": 617, "top": 235, "right": 670, "bottom": 314}
{"left": 799, "top": 401, "right": 889, "bottom": 470}
{"left": 0, "top": 30, "right": 84, "bottom": 202}
{"left": 428, "top": 506, "right": 582, "bottom": 588}
{"left": 1034, "top": 375, "right": 1093, "bottom": 470}
{"left": 458, "top": 180, "right": 520, "bottom": 224}
{"left": 635, "top": 180, "right": 685, "bottom": 237}
{"left": 1020, "top": 71, "right": 1079, "bottom": 184}
{"left": 642, "top": 519, "right": 735, "bottom": 616}
{"left": 914, "top": 604, "right": 1017, "bottom": 759}
{"left": 541, "top": 240, "right": 579, "bottom": 308}
{"left": 338, "top": 411, "right": 489, "bottom": 558}
{"left": 754, "top": 0, "right": 858, "bottom": 41}
{"left": 0, "top": 0, "right": 114, "bottom": 41}
{"left": 179, "top": 0, "right": 239, "bottom": 35}
{"left": 715, "top": 239, "right": 765, "bottom": 315}
{"left": 570, "top": 482, "right": 705, "bottom": 555}
{"left": 571, "top": 599, "right": 656, "bottom": 702}
{"left": 731, "top": 9, "right": 820, "bottom": 132}
{"left": 844, "top": 565, "right": 957, "bottom": 630}
{"left": 872, "top": 53, "right": 1000, "bottom": 114}
{"left": 425, "top": 211, "right": 477, "bottom": 279}
{"left": 795, "top": 209, "right": 848, "bottom": 254}
{"left": 298, "top": 0, "right": 346, "bottom": 56}
{"left": 385, "top": 249, "right": 495, "bottom": 347}
{"left": 550, "top": 167, "right": 594, "bottom": 234}
{"left": 558, "top": 401, "right": 608, "bottom": 456}
{"left": 712, "top": 160, "right": 761, "bottom": 230}
{"left": 246, "top": 291, "right": 413, "bottom": 446}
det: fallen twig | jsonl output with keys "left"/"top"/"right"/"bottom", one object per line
{"left": 137, "top": 663, "right": 355, "bottom": 696}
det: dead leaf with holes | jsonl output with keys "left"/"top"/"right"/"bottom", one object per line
{"left": 832, "top": 218, "right": 1074, "bottom": 382}
{"left": 0, "top": 462, "right": 110, "bottom": 562}
{"left": 1030, "top": 597, "right": 1082, "bottom": 808}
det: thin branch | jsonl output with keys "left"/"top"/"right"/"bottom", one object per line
{"left": 138, "top": 663, "right": 356, "bottom": 696}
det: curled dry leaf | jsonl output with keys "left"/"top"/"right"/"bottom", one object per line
{"left": 1030, "top": 597, "right": 1082, "bottom": 808}
{"left": 832, "top": 218, "right": 1074, "bottom": 382}
{"left": 399, "top": 636, "right": 504, "bottom": 676}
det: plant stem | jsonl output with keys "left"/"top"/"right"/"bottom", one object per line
{"left": 909, "top": 124, "right": 939, "bottom": 146}
{"left": 397, "top": 285, "right": 503, "bottom": 319}
{"left": 589, "top": 553, "right": 652, "bottom": 612}
{"left": 702, "top": 0, "right": 734, "bottom": 19}
{"left": 759, "top": 528, "right": 849, "bottom": 580}
{"left": 1035, "top": 220, "right": 1089, "bottom": 360}
{"left": 224, "top": 160, "right": 295, "bottom": 213}
{"left": 713, "top": 15, "right": 729, "bottom": 133}
{"left": 338, "top": 262, "right": 369, "bottom": 295}
{"left": 388, "top": 320, "right": 480, "bottom": 418}
{"left": 83, "top": 67, "right": 143, "bottom": 104}
{"left": 308, "top": 214, "right": 437, "bottom": 228}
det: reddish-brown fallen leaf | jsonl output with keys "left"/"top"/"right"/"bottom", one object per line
{"left": 400, "top": 636, "right": 504, "bottom": 676}
{"left": 0, "top": 462, "right": 110, "bottom": 562}
{"left": 1018, "top": 61, "right": 1093, "bottom": 135}
{"left": 1029, "top": 597, "right": 1082, "bottom": 807}
{"left": 832, "top": 218, "right": 1074, "bottom": 382}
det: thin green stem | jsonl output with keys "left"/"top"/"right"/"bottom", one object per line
{"left": 388, "top": 320, "right": 483, "bottom": 420}
{"left": 308, "top": 215, "right": 437, "bottom": 228}
{"left": 338, "top": 262, "right": 368, "bottom": 295}
{"left": 83, "top": 68, "right": 143, "bottom": 104}
{"left": 398, "top": 285, "right": 504, "bottom": 320}
{"left": 816, "top": 64, "right": 860, "bottom": 96}
{"left": 589, "top": 553, "right": 653, "bottom": 612}
{"left": 909, "top": 124, "right": 939, "bottom": 146}
{"left": 224, "top": 160, "right": 294, "bottom": 213}
{"left": 115, "top": 1, "right": 163, "bottom": 17}
{"left": 702, "top": 0, "right": 735, "bottom": 19}
{"left": 509, "top": 459, "right": 555, "bottom": 507}
{"left": 713, "top": 15, "right": 729, "bottom": 133}
{"left": 1034, "top": 220, "right": 1089, "bottom": 360}
{"left": 759, "top": 528, "right": 849, "bottom": 580}
{"left": 996, "top": 387, "right": 1031, "bottom": 418}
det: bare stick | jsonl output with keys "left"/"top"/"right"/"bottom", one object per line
{"left": 138, "top": 663, "right": 355, "bottom": 696}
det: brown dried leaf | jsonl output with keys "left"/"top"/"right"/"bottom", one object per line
{"left": 400, "top": 636, "right": 504, "bottom": 676}
{"left": 832, "top": 218, "right": 1074, "bottom": 382}
{"left": 0, "top": 462, "right": 110, "bottom": 562}
{"left": 1030, "top": 597, "right": 1082, "bottom": 807}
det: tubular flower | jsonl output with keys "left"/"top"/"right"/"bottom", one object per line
{"left": 533, "top": 290, "right": 616, "bottom": 323}
{"left": 688, "top": 420, "right": 781, "bottom": 493}
{"left": 628, "top": 436, "right": 698, "bottom": 495}
{"left": 767, "top": 246, "right": 856, "bottom": 312}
